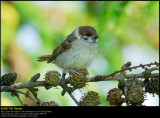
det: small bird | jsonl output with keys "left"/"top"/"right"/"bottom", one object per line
{"left": 38, "top": 26, "right": 99, "bottom": 82}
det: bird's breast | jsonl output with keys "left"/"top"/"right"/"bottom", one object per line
{"left": 54, "top": 40, "right": 98, "bottom": 71}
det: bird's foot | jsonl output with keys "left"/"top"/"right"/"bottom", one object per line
{"left": 69, "top": 70, "right": 81, "bottom": 77}
{"left": 60, "top": 75, "right": 72, "bottom": 96}
{"left": 60, "top": 73, "right": 66, "bottom": 85}
{"left": 60, "top": 77, "right": 66, "bottom": 85}
{"left": 69, "top": 68, "right": 89, "bottom": 77}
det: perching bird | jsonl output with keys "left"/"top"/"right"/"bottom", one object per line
{"left": 37, "top": 26, "right": 99, "bottom": 82}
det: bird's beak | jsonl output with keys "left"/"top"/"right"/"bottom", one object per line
{"left": 91, "top": 34, "right": 99, "bottom": 43}
{"left": 94, "top": 34, "right": 99, "bottom": 38}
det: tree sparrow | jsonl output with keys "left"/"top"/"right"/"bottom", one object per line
{"left": 38, "top": 26, "right": 99, "bottom": 81}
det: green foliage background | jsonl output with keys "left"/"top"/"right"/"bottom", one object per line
{"left": 1, "top": 1, "right": 159, "bottom": 106}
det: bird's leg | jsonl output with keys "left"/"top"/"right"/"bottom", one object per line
{"left": 60, "top": 73, "right": 66, "bottom": 84}
{"left": 60, "top": 72, "right": 67, "bottom": 95}
{"left": 60, "top": 72, "right": 72, "bottom": 96}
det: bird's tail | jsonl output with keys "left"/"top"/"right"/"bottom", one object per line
{"left": 37, "top": 55, "right": 51, "bottom": 62}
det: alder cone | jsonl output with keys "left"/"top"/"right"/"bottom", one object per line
{"left": 1, "top": 72, "right": 17, "bottom": 86}
{"left": 79, "top": 91, "right": 101, "bottom": 106}
{"left": 41, "top": 101, "right": 59, "bottom": 106}
{"left": 44, "top": 70, "right": 61, "bottom": 87}
{"left": 69, "top": 69, "right": 88, "bottom": 89}
{"left": 144, "top": 78, "right": 159, "bottom": 96}
{"left": 107, "top": 88, "right": 123, "bottom": 106}
{"left": 126, "top": 85, "right": 145, "bottom": 105}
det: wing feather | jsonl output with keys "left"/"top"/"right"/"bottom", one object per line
{"left": 47, "top": 35, "right": 77, "bottom": 63}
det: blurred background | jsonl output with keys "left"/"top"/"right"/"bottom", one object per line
{"left": 1, "top": 1, "right": 159, "bottom": 106}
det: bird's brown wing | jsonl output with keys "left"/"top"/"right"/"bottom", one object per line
{"left": 47, "top": 35, "right": 77, "bottom": 63}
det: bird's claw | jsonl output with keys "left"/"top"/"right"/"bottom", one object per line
{"left": 69, "top": 70, "right": 81, "bottom": 77}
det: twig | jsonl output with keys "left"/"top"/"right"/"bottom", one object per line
{"left": 66, "top": 88, "right": 80, "bottom": 106}
{"left": 123, "top": 84, "right": 129, "bottom": 106}
{"left": 87, "top": 73, "right": 159, "bottom": 82}
{"left": 15, "top": 93, "right": 23, "bottom": 106}
{"left": 14, "top": 89, "right": 39, "bottom": 105}
{"left": 99, "top": 62, "right": 159, "bottom": 79}
{"left": 60, "top": 82, "right": 80, "bottom": 106}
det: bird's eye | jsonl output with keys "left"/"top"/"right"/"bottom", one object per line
{"left": 86, "top": 34, "right": 91, "bottom": 37}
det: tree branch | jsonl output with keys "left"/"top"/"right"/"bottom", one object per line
{"left": 88, "top": 73, "right": 159, "bottom": 82}
{"left": 1, "top": 73, "right": 159, "bottom": 92}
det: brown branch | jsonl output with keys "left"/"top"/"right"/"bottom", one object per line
{"left": 8, "top": 86, "right": 40, "bottom": 106}
{"left": 99, "top": 62, "right": 159, "bottom": 79}
{"left": 15, "top": 81, "right": 45, "bottom": 89}
{"left": 14, "top": 89, "right": 39, "bottom": 105}
{"left": 1, "top": 73, "right": 159, "bottom": 92}
{"left": 88, "top": 73, "right": 159, "bottom": 82}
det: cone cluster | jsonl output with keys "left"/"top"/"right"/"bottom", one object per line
{"left": 144, "top": 78, "right": 159, "bottom": 96}
{"left": 69, "top": 69, "right": 88, "bottom": 89}
{"left": 44, "top": 70, "right": 61, "bottom": 89}
{"left": 107, "top": 88, "right": 123, "bottom": 106}
{"left": 79, "top": 91, "right": 101, "bottom": 106}
{"left": 126, "top": 85, "right": 145, "bottom": 105}
{"left": 1, "top": 72, "right": 17, "bottom": 86}
{"left": 41, "top": 101, "right": 59, "bottom": 106}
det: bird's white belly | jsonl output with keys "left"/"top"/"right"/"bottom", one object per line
{"left": 53, "top": 40, "right": 98, "bottom": 72}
